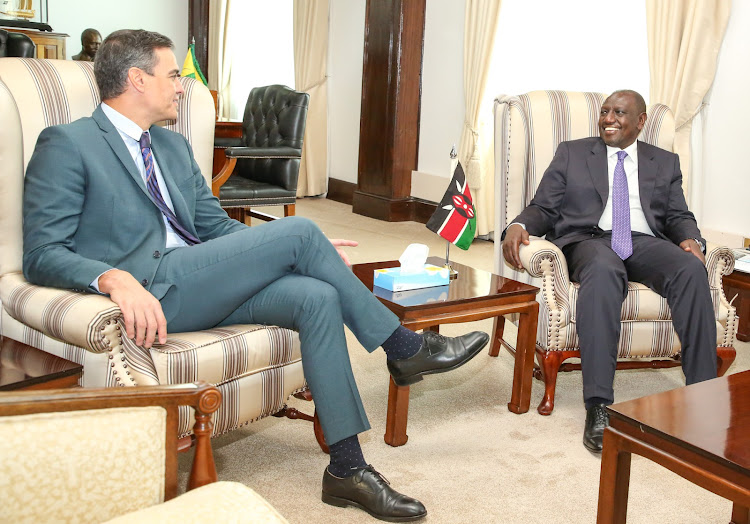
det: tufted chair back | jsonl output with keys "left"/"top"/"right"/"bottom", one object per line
{"left": 0, "top": 30, "right": 7, "bottom": 57}
{"left": 238, "top": 84, "right": 309, "bottom": 190}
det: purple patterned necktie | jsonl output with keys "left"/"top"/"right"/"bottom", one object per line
{"left": 139, "top": 132, "right": 201, "bottom": 246}
{"left": 611, "top": 150, "right": 632, "bottom": 260}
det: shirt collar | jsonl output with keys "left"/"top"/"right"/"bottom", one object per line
{"left": 101, "top": 102, "right": 149, "bottom": 143}
{"left": 606, "top": 140, "right": 639, "bottom": 162}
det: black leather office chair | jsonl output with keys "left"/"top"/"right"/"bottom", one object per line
{"left": 0, "top": 30, "right": 35, "bottom": 58}
{"left": 212, "top": 84, "right": 309, "bottom": 223}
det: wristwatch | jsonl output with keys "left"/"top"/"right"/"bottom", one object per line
{"left": 694, "top": 238, "right": 706, "bottom": 254}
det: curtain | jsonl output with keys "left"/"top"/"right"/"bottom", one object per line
{"left": 458, "top": 0, "right": 502, "bottom": 237}
{"left": 208, "top": 0, "right": 233, "bottom": 120}
{"left": 293, "top": 0, "right": 329, "bottom": 197}
{"left": 646, "top": 0, "right": 731, "bottom": 205}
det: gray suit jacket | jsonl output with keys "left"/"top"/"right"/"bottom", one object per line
{"left": 23, "top": 105, "right": 245, "bottom": 299}
{"left": 512, "top": 137, "right": 702, "bottom": 250}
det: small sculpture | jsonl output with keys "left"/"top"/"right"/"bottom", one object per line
{"left": 71, "top": 28, "right": 101, "bottom": 62}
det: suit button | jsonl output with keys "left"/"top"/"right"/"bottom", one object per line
{"left": 141, "top": 279, "right": 148, "bottom": 286}
{"left": 153, "top": 250, "right": 161, "bottom": 258}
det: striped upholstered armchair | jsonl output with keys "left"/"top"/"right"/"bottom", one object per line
{"left": 492, "top": 90, "right": 737, "bottom": 415}
{"left": 0, "top": 58, "right": 313, "bottom": 442}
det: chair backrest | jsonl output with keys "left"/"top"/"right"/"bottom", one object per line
{"left": 0, "top": 30, "right": 8, "bottom": 58}
{"left": 493, "top": 90, "right": 675, "bottom": 275}
{"left": 238, "top": 84, "right": 309, "bottom": 188}
{"left": 0, "top": 58, "right": 215, "bottom": 279}
{"left": 5, "top": 31, "right": 35, "bottom": 57}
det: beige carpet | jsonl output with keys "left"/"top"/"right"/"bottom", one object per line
{"left": 179, "top": 197, "right": 749, "bottom": 523}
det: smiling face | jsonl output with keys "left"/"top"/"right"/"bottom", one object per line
{"left": 599, "top": 92, "right": 647, "bottom": 149}
{"left": 141, "top": 47, "right": 184, "bottom": 123}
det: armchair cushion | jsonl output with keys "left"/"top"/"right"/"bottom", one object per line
{"left": 104, "top": 482, "right": 289, "bottom": 524}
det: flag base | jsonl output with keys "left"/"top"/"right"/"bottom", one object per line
{"left": 444, "top": 264, "right": 459, "bottom": 280}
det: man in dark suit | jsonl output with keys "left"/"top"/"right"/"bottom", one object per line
{"left": 502, "top": 90, "right": 716, "bottom": 453}
{"left": 23, "top": 29, "right": 489, "bottom": 521}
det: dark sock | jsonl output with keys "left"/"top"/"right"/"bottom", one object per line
{"left": 327, "top": 434, "right": 367, "bottom": 478}
{"left": 381, "top": 325, "right": 423, "bottom": 361}
{"left": 585, "top": 397, "right": 610, "bottom": 410}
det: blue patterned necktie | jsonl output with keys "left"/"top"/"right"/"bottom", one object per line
{"left": 611, "top": 150, "right": 632, "bottom": 260}
{"left": 139, "top": 132, "right": 201, "bottom": 246}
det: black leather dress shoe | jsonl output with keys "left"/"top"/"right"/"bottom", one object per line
{"left": 386, "top": 331, "right": 489, "bottom": 386}
{"left": 583, "top": 404, "right": 610, "bottom": 453}
{"left": 322, "top": 465, "right": 427, "bottom": 522}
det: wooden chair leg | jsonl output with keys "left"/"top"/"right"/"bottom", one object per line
{"left": 285, "top": 203, "right": 295, "bottom": 217}
{"left": 731, "top": 502, "right": 749, "bottom": 524}
{"left": 489, "top": 315, "right": 505, "bottom": 357}
{"left": 226, "top": 207, "right": 245, "bottom": 224}
{"left": 717, "top": 346, "right": 736, "bottom": 376}
{"left": 536, "top": 350, "right": 566, "bottom": 415}
{"left": 313, "top": 410, "right": 329, "bottom": 454}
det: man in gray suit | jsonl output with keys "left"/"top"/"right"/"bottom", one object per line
{"left": 23, "top": 29, "right": 489, "bottom": 521}
{"left": 502, "top": 90, "right": 716, "bottom": 453}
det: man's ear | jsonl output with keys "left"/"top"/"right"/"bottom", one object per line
{"left": 638, "top": 112, "right": 647, "bottom": 130}
{"left": 127, "top": 67, "right": 147, "bottom": 94}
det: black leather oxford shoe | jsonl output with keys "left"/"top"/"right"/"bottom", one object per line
{"left": 386, "top": 331, "right": 489, "bottom": 387}
{"left": 322, "top": 465, "right": 427, "bottom": 522}
{"left": 583, "top": 404, "right": 610, "bottom": 453}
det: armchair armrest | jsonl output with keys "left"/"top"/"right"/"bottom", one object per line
{"left": 518, "top": 237, "right": 573, "bottom": 321}
{"left": 224, "top": 146, "right": 301, "bottom": 159}
{"left": 0, "top": 272, "right": 120, "bottom": 353}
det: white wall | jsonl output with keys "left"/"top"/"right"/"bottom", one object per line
{"left": 48, "top": 0, "right": 188, "bottom": 65}
{"left": 701, "top": 0, "right": 750, "bottom": 243}
{"left": 327, "top": 0, "right": 366, "bottom": 185}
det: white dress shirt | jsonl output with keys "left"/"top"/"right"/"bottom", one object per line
{"left": 91, "top": 104, "right": 187, "bottom": 291}
{"left": 597, "top": 140, "right": 654, "bottom": 236}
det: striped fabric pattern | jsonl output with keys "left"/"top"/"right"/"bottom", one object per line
{"left": 0, "top": 58, "right": 307, "bottom": 438}
{"left": 492, "top": 90, "right": 737, "bottom": 363}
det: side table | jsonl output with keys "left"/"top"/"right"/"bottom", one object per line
{"left": 0, "top": 337, "right": 83, "bottom": 391}
{"left": 723, "top": 270, "right": 750, "bottom": 342}
{"left": 353, "top": 257, "right": 539, "bottom": 446}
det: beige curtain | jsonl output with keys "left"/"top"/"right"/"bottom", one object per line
{"left": 293, "top": 0, "right": 329, "bottom": 197}
{"left": 208, "top": 0, "right": 232, "bottom": 120}
{"left": 458, "top": 0, "right": 502, "bottom": 237}
{"left": 646, "top": 0, "right": 731, "bottom": 198}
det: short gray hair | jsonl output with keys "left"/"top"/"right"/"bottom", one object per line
{"left": 94, "top": 29, "right": 173, "bottom": 101}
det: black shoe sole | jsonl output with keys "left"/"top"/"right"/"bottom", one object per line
{"left": 322, "top": 492, "right": 427, "bottom": 522}
{"left": 583, "top": 439, "right": 603, "bottom": 454}
{"left": 390, "top": 336, "right": 489, "bottom": 387}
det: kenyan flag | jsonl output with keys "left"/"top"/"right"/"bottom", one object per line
{"left": 425, "top": 162, "right": 476, "bottom": 250}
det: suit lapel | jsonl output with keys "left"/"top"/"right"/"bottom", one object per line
{"left": 92, "top": 106, "right": 151, "bottom": 199}
{"left": 637, "top": 141, "right": 657, "bottom": 214}
{"left": 587, "top": 139, "right": 609, "bottom": 205}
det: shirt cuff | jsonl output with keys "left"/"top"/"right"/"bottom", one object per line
{"left": 90, "top": 268, "right": 116, "bottom": 294}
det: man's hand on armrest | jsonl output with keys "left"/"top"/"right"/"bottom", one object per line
{"left": 502, "top": 224, "right": 530, "bottom": 270}
{"left": 98, "top": 269, "right": 167, "bottom": 349}
{"left": 679, "top": 238, "right": 706, "bottom": 265}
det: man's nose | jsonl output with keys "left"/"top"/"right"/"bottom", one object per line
{"left": 602, "top": 110, "right": 616, "bottom": 123}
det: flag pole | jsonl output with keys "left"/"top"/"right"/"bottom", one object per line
{"left": 445, "top": 146, "right": 459, "bottom": 280}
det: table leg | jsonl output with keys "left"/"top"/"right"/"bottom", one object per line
{"left": 384, "top": 376, "right": 410, "bottom": 447}
{"left": 597, "top": 428, "right": 631, "bottom": 524}
{"left": 732, "top": 503, "right": 749, "bottom": 524}
{"left": 489, "top": 315, "right": 505, "bottom": 357}
{"left": 507, "top": 302, "right": 539, "bottom": 414}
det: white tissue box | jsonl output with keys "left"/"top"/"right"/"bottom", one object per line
{"left": 373, "top": 264, "right": 451, "bottom": 291}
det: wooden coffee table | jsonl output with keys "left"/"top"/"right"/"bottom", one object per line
{"left": 597, "top": 370, "right": 750, "bottom": 523}
{"left": 353, "top": 257, "right": 539, "bottom": 446}
{"left": 0, "top": 337, "right": 83, "bottom": 390}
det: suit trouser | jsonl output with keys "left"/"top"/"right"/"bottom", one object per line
{"left": 563, "top": 233, "right": 717, "bottom": 405}
{"left": 153, "top": 216, "right": 401, "bottom": 444}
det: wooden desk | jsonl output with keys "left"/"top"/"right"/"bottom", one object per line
{"left": 597, "top": 371, "right": 750, "bottom": 524}
{"left": 0, "top": 337, "right": 82, "bottom": 390}
{"left": 353, "top": 257, "right": 539, "bottom": 446}
{"left": 724, "top": 270, "right": 750, "bottom": 342}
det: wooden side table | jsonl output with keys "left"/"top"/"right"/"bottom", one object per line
{"left": 597, "top": 371, "right": 750, "bottom": 523}
{"left": 353, "top": 257, "right": 539, "bottom": 447}
{"left": 0, "top": 337, "right": 82, "bottom": 390}
{"left": 723, "top": 270, "right": 750, "bottom": 342}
